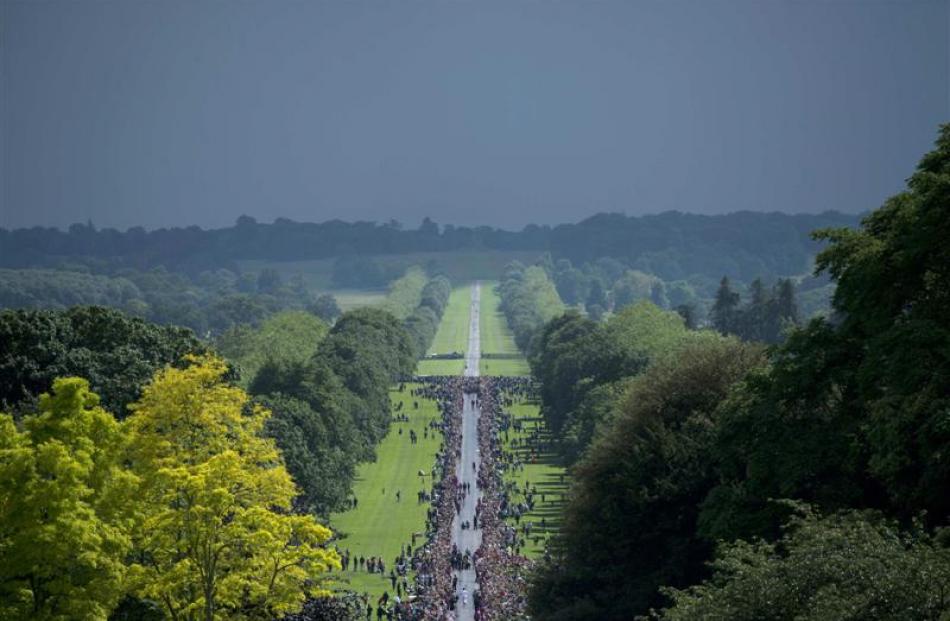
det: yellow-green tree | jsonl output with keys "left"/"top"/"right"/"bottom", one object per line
{"left": 0, "top": 378, "right": 136, "bottom": 620}
{"left": 125, "top": 355, "right": 340, "bottom": 621}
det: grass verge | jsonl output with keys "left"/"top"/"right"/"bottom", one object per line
{"left": 329, "top": 385, "right": 443, "bottom": 602}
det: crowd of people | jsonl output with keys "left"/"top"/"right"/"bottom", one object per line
{"left": 333, "top": 375, "right": 538, "bottom": 620}
{"left": 470, "top": 377, "right": 532, "bottom": 620}
{"left": 407, "top": 376, "right": 467, "bottom": 620}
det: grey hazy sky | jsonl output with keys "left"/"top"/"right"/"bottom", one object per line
{"left": 1, "top": 0, "right": 947, "bottom": 231}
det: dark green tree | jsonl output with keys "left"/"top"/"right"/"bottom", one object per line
{"left": 767, "top": 278, "right": 799, "bottom": 341}
{"left": 308, "top": 293, "right": 342, "bottom": 322}
{"left": 656, "top": 507, "right": 950, "bottom": 621}
{"left": 260, "top": 394, "right": 356, "bottom": 515}
{"left": 674, "top": 304, "right": 697, "bottom": 329}
{"left": 314, "top": 307, "right": 415, "bottom": 454}
{"left": 256, "top": 268, "right": 284, "bottom": 294}
{"left": 699, "top": 124, "right": 950, "bottom": 547}
{"left": 0, "top": 306, "right": 205, "bottom": 416}
{"left": 529, "top": 338, "right": 765, "bottom": 620}
{"left": 710, "top": 277, "right": 740, "bottom": 335}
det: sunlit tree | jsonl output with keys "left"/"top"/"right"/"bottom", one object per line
{"left": 0, "top": 378, "right": 136, "bottom": 620}
{"left": 125, "top": 356, "right": 339, "bottom": 621}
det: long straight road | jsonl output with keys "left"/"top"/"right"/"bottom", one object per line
{"left": 452, "top": 282, "right": 481, "bottom": 620}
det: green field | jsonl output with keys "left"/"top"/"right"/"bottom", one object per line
{"left": 328, "top": 385, "right": 443, "bottom": 601}
{"left": 479, "top": 282, "right": 531, "bottom": 376}
{"left": 415, "top": 286, "right": 471, "bottom": 376}
{"left": 501, "top": 400, "right": 568, "bottom": 559}
{"left": 333, "top": 289, "right": 388, "bottom": 312}
{"left": 476, "top": 283, "right": 566, "bottom": 557}
{"left": 326, "top": 272, "right": 562, "bottom": 605}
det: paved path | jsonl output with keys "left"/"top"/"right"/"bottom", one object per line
{"left": 464, "top": 282, "right": 481, "bottom": 378}
{"left": 452, "top": 282, "right": 481, "bottom": 620}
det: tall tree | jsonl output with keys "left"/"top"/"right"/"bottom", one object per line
{"left": 308, "top": 294, "right": 341, "bottom": 323}
{"left": 810, "top": 124, "right": 950, "bottom": 518}
{"left": 769, "top": 278, "right": 799, "bottom": 340}
{"left": 215, "top": 310, "right": 328, "bottom": 387}
{"left": 0, "top": 378, "right": 136, "bottom": 620}
{"left": 530, "top": 338, "right": 765, "bottom": 620}
{"left": 656, "top": 507, "right": 950, "bottom": 621}
{"left": 315, "top": 307, "right": 415, "bottom": 453}
{"left": 675, "top": 304, "right": 697, "bottom": 330}
{"left": 256, "top": 268, "right": 284, "bottom": 295}
{"left": 710, "top": 277, "right": 740, "bottom": 335}
{"left": 125, "top": 356, "right": 339, "bottom": 621}
{"left": 700, "top": 124, "right": 950, "bottom": 549}
{"left": 0, "top": 306, "right": 205, "bottom": 416}
{"left": 586, "top": 279, "right": 608, "bottom": 312}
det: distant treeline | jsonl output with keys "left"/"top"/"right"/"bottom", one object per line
{"left": 0, "top": 210, "right": 859, "bottom": 282}
{"left": 500, "top": 252, "right": 808, "bottom": 340}
{"left": 0, "top": 265, "right": 317, "bottom": 336}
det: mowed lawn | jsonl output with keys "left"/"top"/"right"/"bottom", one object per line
{"left": 328, "top": 386, "right": 444, "bottom": 600}
{"left": 416, "top": 286, "right": 471, "bottom": 376}
{"left": 501, "top": 401, "right": 569, "bottom": 559}
{"left": 333, "top": 289, "right": 388, "bottom": 312}
{"left": 479, "top": 282, "right": 531, "bottom": 376}
{"left": 477, "top": 282, "right": 567, "bottom": 557}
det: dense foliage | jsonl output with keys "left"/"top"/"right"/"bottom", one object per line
{"left": 0, "top": 268, "right": 142, "bottom": 308}
{"left": 0, "top": 305, "right": 205, "bottom": 415}
{"left": 0, "top": 265, "right": 314, "bottom": 335}
{"left": 0, "top": 212, "right": 858, "bottom": 284}
{"left": 528, "top": 125, "right": 950, "bottom": 620}
{"left": 710, "top": 276, "right": 799, "bottom": 343}
{"left": 521, "top": 253, "right": 815, "bottom": 332}
{"left": 530, "top": 338, "right": 765, "bottom": 620}
{"left": 655, "top": 506, "right": 950, "bottom": 621}
{"left": 550, "top": 257, "right": 688, "bottom": 313}
{"left": 403, "top": 275, "right": 452, "bottom": 358}
{"left": 531, "top": 302, "right": 721, "bottom": 461}
{"left": 215, "top": 310, "right": 329, "bottom": 386}
{"left": 125, "top": 357, "right": 339, "bottom": 620}
{"left": 248, "top": 306, "right": 417, "bottom": 514}
{"left": 0, "top": 357, "right": 340, "bottom": 621}
{"left": 331, "top": 255, "right": 403, "bottom": 288}
{"left": 317, "top": 308, "right": 416, "bottom": 440}
{"left": 378, "top": 268, "right": 428, "bottom": 320}
{"left": 307, "top": 293, "right": 342, "bottom": 323}
{"left": 498, "top": 262, "right": 565, "bottom": 352}
{"left": 0, "top": 378, "right": 135, "bottom": 619}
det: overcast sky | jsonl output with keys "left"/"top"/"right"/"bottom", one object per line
{"left": 1, "top": 0, "right": 947, "bottom": 231}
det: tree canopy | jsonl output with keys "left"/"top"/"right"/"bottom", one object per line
{"left": 125, "top": 356, "right": 339, "bottom": 621}
{"left": 215, "top": 310, "right": 328, "bottom": 387}
{"left": 530, "top": 337, "right": 765, "bottom": 620}
{"left": 0, "top": 306, "right": 205, "bottom": 416}
{"left": 498, "top": 262, "right": 565, "bottom": 352}
{"left": 656, "top": 506, "right": 950, "bottom": 621}
{"left": 0, "top": 378, "right": 135, "bottom": 620}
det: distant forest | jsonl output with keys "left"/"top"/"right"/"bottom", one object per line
{"left": 0, "top": 210, "right": 859, "bottom": 282}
